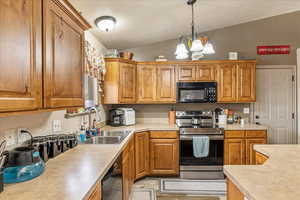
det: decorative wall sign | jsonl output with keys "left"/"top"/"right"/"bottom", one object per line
{"left": 257, "top": 45, "right": 290, "bottom": 55}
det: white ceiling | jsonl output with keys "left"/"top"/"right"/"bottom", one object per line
{"left": 70, "top": 0, "right": 300, "bottom": 50}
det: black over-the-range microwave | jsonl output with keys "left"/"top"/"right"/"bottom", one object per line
{"left": 176, "top": 82, "right": 217, "bottom": 103}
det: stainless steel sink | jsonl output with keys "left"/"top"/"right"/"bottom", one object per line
{"left": 83, "top": 130, "right": 131, "bottom": 144}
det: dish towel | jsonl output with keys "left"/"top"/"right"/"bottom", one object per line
{"left": 193, "top": 136, "right": 210, "bottom": 158}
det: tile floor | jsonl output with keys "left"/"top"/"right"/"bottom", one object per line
{"left": 131, "top": 178, "right": 226, "bottom": 200}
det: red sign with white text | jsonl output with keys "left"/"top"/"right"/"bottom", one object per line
{"left": 257, "top": 45, "right": 290, "bottom": 55}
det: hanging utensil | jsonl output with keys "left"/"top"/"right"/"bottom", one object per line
{"left": 0, "top": 154, "right": 6, "bottom": 169}
{"left": 0, "top": 140, "right": 6, "bottom": 157}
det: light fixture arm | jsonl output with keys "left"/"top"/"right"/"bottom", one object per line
{"left": 188, "top": 0, "right": 197, "bottom": 40}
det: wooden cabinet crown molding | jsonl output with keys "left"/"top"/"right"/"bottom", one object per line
{"left": 137, "top": 60, "right": 256, "bottom": 65}
{"left": 50, "top": 0, "right": 91, "bottom": 30}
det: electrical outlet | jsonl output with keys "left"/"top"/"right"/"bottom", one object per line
{"left": 243, "top": 107, "right": 250, "bottom": 114}
{"left": 2, "top": 129, "right": 18, "bottom": 146}
{"left": 52, "top": 120, "right": 62, "bottom": 132}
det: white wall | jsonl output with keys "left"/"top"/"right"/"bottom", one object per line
{"left": 0, "top": 31, "right": 107, "bottom": 146}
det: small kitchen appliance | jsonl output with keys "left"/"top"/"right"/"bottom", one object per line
{"left": 176, "top": 110, "right": 224, "bottom": 180}
{"left": 32, "top": 136, "right": 49, "bottom": 162}
{"left": 109, "top": 108, "right": 135, "bottom": 126}
{"left": 3, "top": 146, "right": 45, "bottom": 183}
{"left": 109, "top": 109, "right": 124, "bottom": 126}
{"left": 118, "top": 108, "right": 135, "bottom": 126}
{"left": 177, "top": 82, "right": 217, "bottom": 103}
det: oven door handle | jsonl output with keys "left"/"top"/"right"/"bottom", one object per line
{"left": 180, "top": 135, "right": 224, "bottom": 141}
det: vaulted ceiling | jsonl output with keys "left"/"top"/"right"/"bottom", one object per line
{"left": 70, "top": 0, "right": 300, "bottom": 50}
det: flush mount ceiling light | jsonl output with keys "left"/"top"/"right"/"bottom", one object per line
{"left": 95, "top": 16, "right": 117, "bottom": 32}
{"left": 175, "top": 0, "right": 215, "bottom": 60}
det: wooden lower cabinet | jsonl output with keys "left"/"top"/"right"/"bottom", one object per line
{"left": 255, "top": 151, "right": 268, "bottom": 165}
{"left": 135, "top": 132, "right": 150, "bottom": 179}
{"left": 224, "top": 139, "right": 246, "bottom": 165}
{"left": 227, "top": 179, "right": 244, "bottom": 200}
{"left": 224, "top": 130, "right": 267, "bottom": 165}
{"left": 246, "top": 138, "right": 267, "bottom": 165}
{"left": 122, "top": 138, "right": 135, "bottom": 200}
{"left": 150, "top": 139, "right": 179, "bottom": 175}
{"left": 87, "top": 181, "right": 101, "bottom": 200}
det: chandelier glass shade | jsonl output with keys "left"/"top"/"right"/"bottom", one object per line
{"left": 175, "top": 0, "right": 215, "bottom": 59}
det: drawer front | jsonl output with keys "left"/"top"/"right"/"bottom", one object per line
{"left": 245, "top": 130, "right": 267, "bottom": 138}
{"left": 150, "top": 131, "right": 178, "bottom": 139}
{"left": 225, "top": 131, "right": 245, "bottom": 139}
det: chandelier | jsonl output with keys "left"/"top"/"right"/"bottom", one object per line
{"left": 175, "top": 0, "right": 215, "bottom": 60}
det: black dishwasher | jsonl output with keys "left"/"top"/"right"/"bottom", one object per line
{"left": 102, "top": 156, "right": 123, "bottom": 200}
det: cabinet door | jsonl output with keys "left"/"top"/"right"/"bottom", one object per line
{"left": 122, "top": 138, "right": 135, "bottom": 200}
{"left": 227, "top": 179, "right": 244, "bottom": 200}
{"left": 137, "top": 65, "right": 156, "bottom": 103}
{"left": 88, "top": 181, "right": 101, "bottom": 200}
{"left": 177, "top": 65, "right": 196, "bottom": 81}
{"left": 224, "top": 139, "right": 246, "bottom": 165}
{"left": 135, "top": 132, "right": 150, "bottom": 180}
{"left": 196, "top": 64, "right": 215, "bottom": 81}
{"left": 43, "top": 0, "right": 85, "bottom": 108}
{"left": 217, "top": 63, "right": 236, "bottom": 102}
{"left": 237, "top": 63, "right": 256, "bottom": 102}
{"left": 246, "top": 138, "right": 267, "bottom": 165}
{"left": 119, "top": 63, "right": 136, "bottom": 103}
{"left": 255, "top": 151, "right": 268, "bottom": 165}
{"left": 150, "top": 139, "right": 179, "bottom": 175}
{"left": 156, "top": 65, "right": 176, "bottom": 102}
{"left": 0, "top": 0, "right": 42, "bottom": 112}
{"left": 122, "top": 147, "right": 130, "bottom": 200}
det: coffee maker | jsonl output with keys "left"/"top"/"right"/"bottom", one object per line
{"left": 109, "top": 109, "right": 124, "bottom": 126}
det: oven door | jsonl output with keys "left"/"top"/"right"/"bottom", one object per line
{"left": 179, "top": 134, "right": 224, "bottom": 179}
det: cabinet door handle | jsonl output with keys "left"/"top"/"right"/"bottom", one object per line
{"left": 25, "top": 85, "right": 29, "bottom": 93}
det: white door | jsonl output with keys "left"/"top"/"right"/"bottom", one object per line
{"left": 253, "top": 66, "right": 297, "bottom": 144}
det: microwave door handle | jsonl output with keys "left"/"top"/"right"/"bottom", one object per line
{"left": 205, "top": 88, "right": 209, "bottom": 100}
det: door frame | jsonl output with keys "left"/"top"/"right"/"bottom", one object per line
{"left": 252, "top": 65, "right": 297, "bottom": 144}
{"left": 297, "top": 49, "right": 300, "bottom": 143}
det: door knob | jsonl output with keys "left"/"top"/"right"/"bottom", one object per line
{"left": 255, "top": 115, "right": 260, "bottom": 119}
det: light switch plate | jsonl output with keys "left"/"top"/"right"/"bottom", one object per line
{"left": 243, "top": 107, "right": 250, "bottom": 114}
{"left": 52, "top": 120, "right": 62, "bottom": 132}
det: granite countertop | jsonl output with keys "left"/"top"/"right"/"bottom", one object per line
{"left": 219, "top": 123, "right": 268, "bottom": 130}
{"left": 0, "top": 123, "right": 268, "bottom": 200}
{"left": 102, "top": 123, "right": 267, "bottom": 131}
{"left": 224, "top": 144, "right": 300, "bottom": 200}
{"left": 0, "top": 123, "right": 177, "bottom": 200}
{"left": 101, "top": 123, "right": 179, "bottom": 132}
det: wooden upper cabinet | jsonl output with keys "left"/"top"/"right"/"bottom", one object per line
{"left": 135, "top": 132, "right": 150, "bottom": 180}
{"left": 156, "top": 65, "right": 176, "bottom": 102}
{"left": 177, "top": 65, "right": 196, "bottom": 81}
{"left": 237, "top": 63, "right": 256, "bottom": 102}
{"left": 217, "top": 63, "right": 237, "bottom": 102}
{"left": 0, "top": 0, "right": 42, "bottom": 112}
{"left": 43, "top": 0, "right": 90, "bottom": 108}
{"left": 137, "top": 65, "right": 157, "bottom": 103}
{"left": 150, "top": 139, "right": 179, "bottom": 175}
{"left": 119, "top": 63, "right": 136, "bottom": 103}
{"left": 196, "top": 64, "right": 216, "bottom": 81}
{"left": 104, "top": 59, "right": 136, "bottom": 104}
